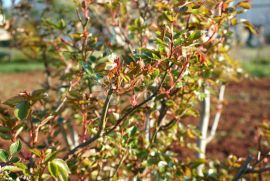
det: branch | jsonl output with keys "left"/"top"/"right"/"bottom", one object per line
{"left": 197, "top": 86, "right": 211, "bottom": 159}
{"left": 246, "top": 166, "right": 270, "bottom": 174}
{"left": 41, "top": 47, "right": 52, "bottom": 89}
{"left": 197, "top": 85, "right": 211, "bottom": 176}
{"left": 157, "top": 101, "right": 167, "bottom": 126}
{"left": 149, "top": 101, "right": 167, "bottom": 144}
{"left": 64, "top": 56, "right": 170, "bottom": 160}
{"left": 107, "top": 149, "right": 129, "bottom": 180}
{"left": 106, "top": 91, "right": 157, "bottom": 135}
{"left": 145, "top": 111, "right": 151, "bottom": 142}
{"left": 206, "top": 84, "right": 226, "bottom": 144}
{"left": 105, "top": 70, "right": 168, "bottom": 135}
{"left": 64, "top": 87, "right": 113, "bottom": 160}
{"left": 233, "top": 155, "right": 253, "bottom": 181}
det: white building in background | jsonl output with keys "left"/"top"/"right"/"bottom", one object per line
{"left": 0, "top": 14, "right": 10, "bottom": 42}
{"left": 237, "top": 0, "right": 270, "bottom": 35}
{"left": 0, "top": 28, "right": 10, "bottom": 41}
{"left": 233, "top": 0, "right": 270, "bottom": 46}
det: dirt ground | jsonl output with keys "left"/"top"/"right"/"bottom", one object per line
{"left": 0, "top": 72, "right": 269, "bottom": 161}
{"left": 0, "top": 72, "right": 45, "bottom": 102}
{"left": 207, "top": 78, "right": 270, "bottom": 159}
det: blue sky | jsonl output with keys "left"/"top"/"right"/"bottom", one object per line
{"left": 3, "top": 0, "right": 14, "bottom": 7}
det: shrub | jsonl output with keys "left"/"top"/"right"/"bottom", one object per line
{"left": 0, "top": 0, "right": 254, "bottom": 180}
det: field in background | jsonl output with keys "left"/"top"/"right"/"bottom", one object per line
{"left": 231, "top": 46, "right": 270, "bottom": 77}
{"left": 0, "top": 47, "right": 44, "bottom": 73}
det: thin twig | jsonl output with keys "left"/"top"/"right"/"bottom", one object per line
{"left": 64, "top": 87, "right": 113, "bottom": 159}
{"left": 106, "top": 70, "right": 168, "bottom": 135}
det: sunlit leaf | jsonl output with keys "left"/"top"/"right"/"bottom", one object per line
{"left": 48, "top": 159, "right": 70, "bottom": 181}
{"left": 9, "top": 140, "right": 22, "bottom": 156}
{"left": 0, "top": 149, "right": 9, "bottom": 162}
{"left": 237, "top": 2, "right": 252, "bottom": 9}
{"left": 14, "top": 101, "right": 30, "bottom": 121}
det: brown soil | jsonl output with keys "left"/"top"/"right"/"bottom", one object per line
{"left": 0, "top": 71, "right": 44, "bottom": 102}
{"left": 0, "top": 72, "right": 269, "bottom": 160}
{"left": 207, "top": 78, "right": 270, "bottom": 159}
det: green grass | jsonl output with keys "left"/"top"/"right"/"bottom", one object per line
{"left": 241, "top": 58, "right": 270, "bottom": 78}
{"left": 0, "top": 62, "right": 44, "bottom": 73}
{"left": 0, "top": 47, "right": 44, "bottom": 73}
{"left": 231, "top": 46, "right": 270, "bottom": 78}
{"left": 0, "top": 47, "right": 29, "bottom": 62}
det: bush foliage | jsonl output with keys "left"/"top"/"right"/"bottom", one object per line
{"left": 0, "top": 0, "right": 263, "bottom": 180}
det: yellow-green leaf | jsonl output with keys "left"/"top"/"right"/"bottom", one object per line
{"left": 9, "top": 140, "right": 22, "bottom": 156}
{"left": 237, "top": 2, "right": 252, "bottom": 9}
{"left": 0, "top": 149, "right": 9, "bottom": 162}
{"left": 48, "top": 159, "right": 70, "bottom": 181}
{"left": 14, "top": 101, "right": 30, "bottom": 121}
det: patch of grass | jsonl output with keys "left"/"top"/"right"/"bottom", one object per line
{"left": 0, "top": 47, "right": 44, "bottom": 73}
{"left": 231, "top": 46, "right": 270, "bottom": 77}
{"left": 231, "top": 46, "right": 270, "bottom": 62}
{"left": 241, "top": 58, "right": 270, "bottom": 77}
{"left": 0, "top": 47, "right": 30, "bottom": 62}
{"left": 0, "top": 62, "right": 44, "bottom": 73}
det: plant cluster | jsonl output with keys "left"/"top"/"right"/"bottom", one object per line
{"left": 0, "top": 0, "right": 259, "bottom": 180}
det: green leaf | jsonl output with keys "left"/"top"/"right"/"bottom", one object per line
{"left": 231, "top": 18, "right": 238, "bottom": 26}
{"left": 9, "top": 140, "right": 22, "bottom": 156}
{"left": 0, "top": 149, "right": 9, "bottom": 162}
{"left": 14, "top": 162, "right": 28, "bottom": 175}
{"left": 48, "top": 161, "right": 58, "bottom": 178}
{"left": 44, "top": 150, "right": 62, "bottom": 163}
{"left": 151, "top": 69, "right": 160, "bottom": 79}
{"left": 2, "top": 165, "right": 23, "bottom": 172}
{"left": 174, "top": 37, "right": 184, "bottom": 46}
{"left": 48, "top": 159, "right": 70, "bottom": 181}
{"left": 189, "top": 31, "right": 201, "bottom": 40}
{"left": 14, "top": 124, "right": 25, "bottom": 137}
{"left": 14, "top": 101, "right": 30, "bottom": 121}
{"left": 10, "top": 156, "right": 20, "bottom": 163}
{"left": 165, "top": 100, "right": 175, "bottom": 107}
{"left": 0, "top": 132, "right": 12, "bottom": 140}
{"left": 3, "top": 96, "right": 28, "bottom": 106}
{"left": 189, "top": 158, "right": 206, "bottom": 168}
{"left": 31, "top": 89, "right": 48, "bottom": 102}
{"left": 29, "top": 148, "right": 42, "bottom": 157}
{"left": 14, "top": 162, "right": 28, "bottom": 173}
{"left": 127, "top": 126, "right": 137, "bottom": 137}
{"left": 58, "top": 19, "right": 66, "bottom": 29}
{"left": 134, "top": 17, "right": 144, "bottom": 28}
{"left": 0, "top": 126, "right": 11, "bottom": 133}
{"left": 41, "top": 173, "right": 51, "bottom": 180}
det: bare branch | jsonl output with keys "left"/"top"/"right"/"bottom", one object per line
{"left": 197, "top": 85, "right": 211, "bottom": 176}
{"left": 206, "top": 84, "right": 226, "bottom": 144}
{"left": 197, "top": 86, "right": 211, "bottom": 159}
